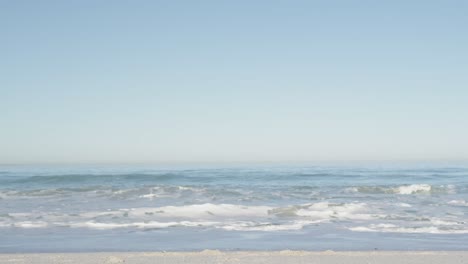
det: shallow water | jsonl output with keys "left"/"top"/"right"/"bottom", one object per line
{"left": 1, "top": 164, "right": 467, "bottom": 252}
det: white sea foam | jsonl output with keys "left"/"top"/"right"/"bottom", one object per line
{"left": 448, "top": 200, "right": 468, "bottom": 206}
{"left": 395, "top": 184, "right": 432, "bottom": 194}
{"left": 295, "top": 202, "right": 373, "bottom": 220}
{"left": 127, "top": 203, "right": 273, "bottom": 218}
{"left": 70, "top": 221, "right": 219, "bottom": 230}
{"left": 1, "top": 198, "right": 466, "bottom": 235}
{"left": 67, "top": 220, "right": 323, "bottom": 231}
{"left": 221, "top": 220, "right": 322, "bottom": 231}
{"left": 0, "top": 202, "right": 374, "bottom": 231}
{"left": 344, "top": 187, "right": 359, "bottom": 193}
{"left": 177, "top": 186, "right": 199, "bottom": 191}
{"left": 139, "top": 193, "right": 159, "bottom": 199}
{"left": 14, "top": 221, "right": 48, "bottom": 228}
{"left": 430, "top": 219, "right": 462, "bottom": 226}
{"left": 113, "top": 189, "right": 129, "bottom": 195}
{"left": 79, "top": 211, "right": 122, "bottom": 218}
{"left": 350, "top": 223, "right": 468, "bottom": 234}
{"left": 396, "top": 203, "right": 412, "bottom": 207}
{"left": 346, "top": 184, "right": 435, "bottom": 195}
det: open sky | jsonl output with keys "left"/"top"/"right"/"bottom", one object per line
{"left": 1, "top": 1, "right": 467, "bottom": 164}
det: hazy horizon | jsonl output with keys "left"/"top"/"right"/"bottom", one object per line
{"left": 2, "top": 1, "right": 467, "bottom": 164}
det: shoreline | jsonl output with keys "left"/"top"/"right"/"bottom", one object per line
{"left": 1, "top": 250, "right": 467, "bottom": 264}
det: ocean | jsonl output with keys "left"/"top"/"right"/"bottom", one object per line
{"left": 1, "top": 164, "right": 467, "bottom": 252}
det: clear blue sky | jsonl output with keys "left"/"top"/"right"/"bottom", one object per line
{"left": 1, "top": 1, "right": 467, "bottom": 164}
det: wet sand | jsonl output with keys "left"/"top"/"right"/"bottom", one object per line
{"left": 1, "top": 250, "right": 467, "bottom": 264}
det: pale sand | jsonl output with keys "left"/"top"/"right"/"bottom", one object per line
{"left": 1, "top": 251, "right": 468, "bottom": 264}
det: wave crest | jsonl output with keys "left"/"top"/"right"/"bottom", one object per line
{"left": 346, "top": 184, "right": 455, "bottom": 195}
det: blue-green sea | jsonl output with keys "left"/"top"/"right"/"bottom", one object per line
{"left": 1, "top": 164, "right": 467, "bottom": 252}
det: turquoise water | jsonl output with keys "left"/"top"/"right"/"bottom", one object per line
{"left": 1, "top": 164, "right": 467, "bottom": 252}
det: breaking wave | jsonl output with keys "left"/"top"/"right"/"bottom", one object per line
{"left": 346, "top": 184, "right": 455, "bottom": 195}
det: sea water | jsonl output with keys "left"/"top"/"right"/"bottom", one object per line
{"left": 0, "top": 164, "right": 467, "bottom": 252}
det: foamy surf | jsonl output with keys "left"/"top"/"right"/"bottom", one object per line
{"left": 2, "top": 201, "right": 467, "bottom": 234}
{"left": 345, "top": 184, "right": 456, "bottom": 195}
{"left": 350, "top": 224, "right": 468, "bottom": 234}
{"left": 396, "top": 184, "right": 432, "bottom": 194}
{"left": 1, "top": 165, "right": 468, "bottom": 251}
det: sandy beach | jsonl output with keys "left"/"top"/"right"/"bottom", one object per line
{"left": 1, "top": 251, "right": 467, "bottom": 264}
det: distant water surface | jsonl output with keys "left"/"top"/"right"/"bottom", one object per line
{"left": 0, "top": 164, "right": 467, "bottom": 252}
